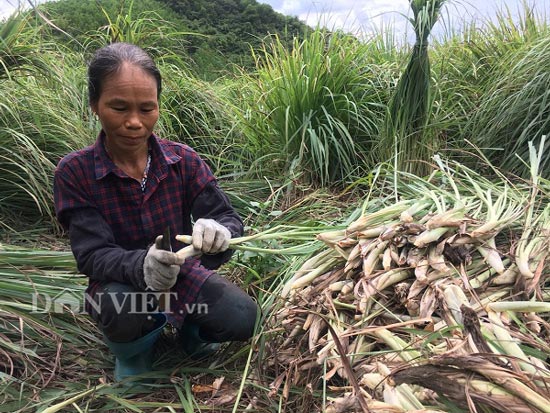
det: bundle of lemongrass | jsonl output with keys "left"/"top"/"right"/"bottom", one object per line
{"left": 266, "top": 141, "right": 549, "bottom": 412}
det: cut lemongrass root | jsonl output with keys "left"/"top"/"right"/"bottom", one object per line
{"left": 174, "top": 244, "right": 201, "bottom": 260}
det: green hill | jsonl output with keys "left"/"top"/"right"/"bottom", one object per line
{"left": 38, "top": 0, "right": 309, "bottom": 79}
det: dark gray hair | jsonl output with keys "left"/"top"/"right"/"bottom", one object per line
{"left": 88, "top": 42, "right": 162, "bottom": 105}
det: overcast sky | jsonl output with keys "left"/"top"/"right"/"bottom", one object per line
{"left": 1, "top": 0, "right": 549, "bottom": 41}
{"left": 257, "top": 0, "right": 549, "bottom": 41}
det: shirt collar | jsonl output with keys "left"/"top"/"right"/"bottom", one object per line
{"left": 93, "top": 131, "right": 181, "bottom": 180}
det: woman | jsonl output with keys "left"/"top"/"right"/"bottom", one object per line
{"left": 53, "top": 42, "right": 258, "bottom": 384}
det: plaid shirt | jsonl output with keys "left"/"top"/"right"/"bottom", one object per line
{"left": 54, "top": 132, "right": 242, "bottom": 326}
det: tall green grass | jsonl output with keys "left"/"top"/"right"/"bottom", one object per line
{"left": 464, "top": 32, "right": 550, "bottom": 177}
{"left": 244, "top": 30, "right": 390, "bottom": 186}
{"left": 0, "top": 48, "right": 89, "bottom": 232}
{"left": 0, "top": 12, "right": 51, "bottom": 79}
{"left": 380, "top": 0, "right": 446, "bottom": 177}
{"left": 1, "top": 1, "right": 549, "bottom": 229}
{"left": 431, "top": 2, "right": 550, "bottom": 177}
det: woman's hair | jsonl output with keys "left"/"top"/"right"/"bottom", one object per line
{"left": 88, "top": 42, "right": 162, "bottom": 105}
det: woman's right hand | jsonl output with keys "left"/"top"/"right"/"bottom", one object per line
{"left": 143, "top": 235, "right": 185, "bottom": 291}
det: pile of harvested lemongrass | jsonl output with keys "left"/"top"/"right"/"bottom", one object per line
{"left": 266, "top": 142, "right": 549, "bottom": 412}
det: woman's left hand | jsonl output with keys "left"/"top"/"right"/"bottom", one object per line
{"left": 192, "top": 218, "right": 231, "bottom": 254}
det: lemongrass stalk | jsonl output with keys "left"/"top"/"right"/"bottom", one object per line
{"left": 362, "top": 240, "right": 389, "bottom": 277}
{"left": 302, "top": 312, "right": 315, "bottom": 331}
{"left": 487, "top": 301, "right": 550, "bottom": 313}
{"left": 516, "top": 205, "right": 549, "bottom": 279}
{"left": 398, "top": 246, "right": 410, "bottom": 265}
{"left": 174, "top": 244, "right": 201, "bottom": 260}
{"left": 294, "top": 248, "right": 335, "bottom": 277}
{"left": 359, "top": 372, "right": 385, "bottom": 390}
{"left": 476, "top": 237, "right": 505, "bottom": 274}
{"left": 329, "top": 280, "right": 353, "bottom": 292}
{"left": 382, "top": 246, "right": 393, "bottom": 270}
{"left": 426, "top": 266, "right": 453, "bottom": 282}
{"left": 395, "top": 384, "right": 425, "bottom": 411}
{"left": 490, "top": 264, "right": 519, "bottom": 285}
{"left": 486, "top": 310, "right": 539, "bottom": 375}
{"left": 414, "top": 227, "right": 450, "bottom": 247}
{"left": 465, "top": 379, "right": 548, "bottom": 412}
{"left": 41, "top": 385, "right": 107, "bottom": 413}
{"left": 375, "top": 269, "right": 410, "bottom": 292}
{"left": 349, "top": 202, "right": 414, "bottom": 233}
{"left": 475, "top": 290, "right": 510, "bottom": 310}
{"left": 175, "top": 234, "right": 315, "bottom": 255}
{"left": 400, "top": 199, "right": 433, "bottom": 223}
{"left": 433, "top": 289, "right": 510, "bottom": 332}
{"left": 345, "top": 242, "right": 362, "bottom": 267}
{"left": 389, "top": 243, "right": 400, "bottom": 266}
{"left": 348, "top": 335, "right": 374, "bottom": 364}
{"left": 341, "top": 279, "right": 355, "bottom": 295}
{"left": 469, "top": 258, "right": 511, "bottom": 288}
{"left": 442, "top": 284, "right": 470, "bottom": 325}
{"left": 478, "top": 373, "right": 550, "bottom": 413}
{"left": 377, "top": 363, "right": 424, "bottom": 410}
{"left": 425, "top": 207, "right": 465, "bottom": 230}
{"left": 358, "top": 225, "right": 392, "bottom": 239}
{"left": 325, "top": 398, "right": 413, "bottom": 413}
{"left": 427, "top": 244, "right": 448, "bottom": 273}
{"left": 316, "top": 229, "right": 347, "bottom": 246}
{"left": 523, "top": 136, "right": 546, "bottom": 229}
{"left": 333, "top": 300, "right": 356, "bottom": 310}
{"left": 373, "top": 328, "right": 421, "bottom": 363}
{"left": 469, "top": 196, "right": 525, "bottom": 238}
{"left": 176, "top": 226, "right": 322, "bottom": 246}
{"left": 419, "top": 285, "right": 437, "bottom": 318}
{"left": 515, "top": 232, "right": 537, "bottom": 279}
{"left": 288, "top": 255, "right": 340, "bottom": 292}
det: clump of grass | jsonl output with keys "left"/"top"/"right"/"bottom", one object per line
{"left": 465, "top": 33, "right": 550, "bottom": 178}
{"left": 0, "top": 48, "right": 91, "bottom": 232}
{"left": 246, "top": 29, "right": 387, "bottom": 186}
{"left": 431, "top": 1, "right": 550, "bottom": 178}
{"left": 0, "top": 11, "right": 52, "bottom": 80}
{"left": 380, "top": 0, "right": 447, "bottom": 177}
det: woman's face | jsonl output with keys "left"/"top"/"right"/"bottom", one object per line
{"left": 91, "top": 62, "right": 159, "bottom": 153}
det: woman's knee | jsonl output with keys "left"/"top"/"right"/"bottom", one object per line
{"left": 201, "top": 290, "right": 259, "bottom": 342}
{"left": 189, "top": 274, "right": 259, "bottom": 342}
{"left": 229, "top": 296, "right": 259, "bottom": 341}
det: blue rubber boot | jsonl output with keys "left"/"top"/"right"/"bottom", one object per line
{"left": 104, "top": 313, "right": 166, "bottom": 384}
{"left": 179, "top": 322, "right": 220, "bottom": 360}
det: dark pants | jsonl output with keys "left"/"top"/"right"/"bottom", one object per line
{"left": 89, "top": 273, "right": 259, "bottom": 343}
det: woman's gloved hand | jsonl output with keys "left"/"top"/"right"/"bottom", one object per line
{"left": 143, "top": 235, "right": 184, "bottom": 291}
{"left": 192, "top": 218, "right": 231, "bottom": 254}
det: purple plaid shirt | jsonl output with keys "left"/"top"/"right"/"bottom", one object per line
{"left": 54, "top": 132, "right": 242, "bottom": 326}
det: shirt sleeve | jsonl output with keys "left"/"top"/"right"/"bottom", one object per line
{"left": 191, "top": 180, "right": 244, "bottom": 270}
{"left": 53, "top": 156, "right": 95, "bottom": 230}
{"left": 53, "top": 159, "right": 147, "bottom": 290}
{"left": 65, "top": 207, "right": 148, "bottom": 290}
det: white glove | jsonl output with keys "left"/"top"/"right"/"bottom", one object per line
{"left": 192, "top": 218, "right": 231, "bottom": 254}
{"left": 143, "top": 235, "right": 185, "bottom": 291}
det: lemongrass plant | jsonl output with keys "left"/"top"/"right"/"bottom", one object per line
{"left": 0, "top": 12, "right": 53, "bottom": 80}
{"left": 0, "top": 49, "right": 90, "bottom": 232}
{"left": 432, "top": 2, "right": 550, "bottom": 179}
{"left": 247, "top": 29, "right": 389, "bottom": 186}
{"left": 380, "top": 0, "right": 446, "bottom": 177}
